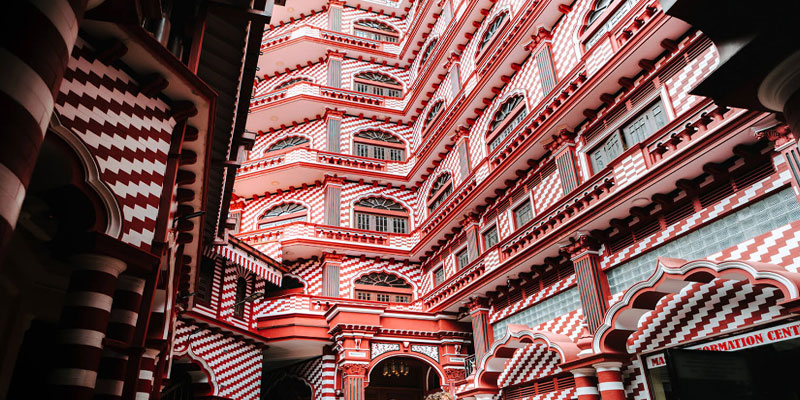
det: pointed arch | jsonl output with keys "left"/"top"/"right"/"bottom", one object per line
{"left": 426, "top": 170, "right": 454, "bottom": 213}
{"left": 422, "top": 100, "right": 445, "bottom": 133}
{"left": 486, "top": 92, "right": 528, "bottom": 151}
{"left": 477, "top": 9, "right": 510, "bottom": 56}
{"left": 594, "top": 258, "right": 800, "bottom": 354}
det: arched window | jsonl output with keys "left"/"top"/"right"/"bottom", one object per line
{"left": 487, "top": 95, "right": 527, "bottom": 151}
{"left": 587, "top": 0, "right": 613, "bottom": 26}
{"left": 258, "top": 203, "right": 307, "bottom": 229}
{"left": 354, "top": 130, "right": 405, "bottom": 161}
{"left": 233, "top": 277, "right": 248, "bottom": 318}
{"left": 267, "top": 136, "right": 310, "bottom": 153}
{"left": 354, "top": 272, "right": 413, "bottom": 303}
{"left": 354, "top": 197, "right": 409, "bottom": 233}
{"left": 354, "top": 20, "right": 399, "bottom": 43}
{"left": 478, "top": 12, "right": 508, "bottom": 54}
{"left": 419, "top": 38, "right": 438, "bottom": 68}
{"left": 353, "top": 72, "right": 402, "bottom": 98}
{"left": 274, "top": 77, "right": 312, "bottom": 90}
{"left": 423, "top": 101, "right": 444, "bottom": 132}
{"left": 427, "top": 173, "right": 453, "bottom": 213}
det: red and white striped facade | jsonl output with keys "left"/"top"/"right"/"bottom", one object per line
{"left": 186, "top": 0, "right": 800, "bottom": 399}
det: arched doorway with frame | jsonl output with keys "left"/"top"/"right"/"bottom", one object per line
{"left": 366, "top": 353, "right": 447, "bottom": 400}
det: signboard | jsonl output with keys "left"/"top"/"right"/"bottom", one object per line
{"left": 645, "top": 319, "right": 800, "bottom": 369}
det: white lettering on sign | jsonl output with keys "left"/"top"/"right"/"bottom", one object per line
{"left": 642, "top": 320, "right": 800, "bottom": 369}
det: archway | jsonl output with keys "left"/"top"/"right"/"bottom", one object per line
{"left": 366, "top": 356, "right": 441, "bottom": 400}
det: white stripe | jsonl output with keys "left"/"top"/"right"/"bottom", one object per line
{"left": 576, "top": 386, "right": 600, "bottom": 395}
{"left": 94, "top": 379, "right": 124, "bottom": 395}
{"left": 29, "top": 0, "right": 79, "bottom": 51}
{"left": 65, "top": 291, "right": 115, "bottom": 311}
{"left": 110, "top": 309, "right": 139, "bottom": 326}
{"left": 0, "top": 48, "right": 54, "bottom": 133}
{"left": 117, "top": 274, "right": 146, "bottom": 293}
{"left": 50, "top": 368, "right": 98, "bottom": 388}
{"left": 139, "top": 370, "right": 154, "bottom": 381}
{"left": 59, "top": 328, "right": 106, "bottom": 347}
{"left": 0, "top": 163, "right": 26, "bottom": 227}
{"left": 598, "top": 381, "right": 625, "bottom": 391}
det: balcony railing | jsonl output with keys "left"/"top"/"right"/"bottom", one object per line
{"left": 464, "top": 354, "right": 476, "bottom": 377}
{"left": 237, "top": 221, "right": 414, "bottom": 250}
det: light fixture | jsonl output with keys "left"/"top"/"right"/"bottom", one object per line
{"left": 382, "top": 360, "right": 409, "bottom": 377}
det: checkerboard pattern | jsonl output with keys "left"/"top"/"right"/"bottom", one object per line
{"left": 664, "top": 43, "right": 719, "bottom": 116}
{"left": 174, "top": 320, "right": 263, "bottom": 400}
{"left": 707, "top": 220, "right": 800, "bottom": 272}
{"left": 626, "top": 279, "right": 788, "bottom": 354}
{"left": 55, "top": 38, "right": 177, "bottom": 252}
{"left": 489, "top": 274, "right": 577, "bottom": 324}
{"left": 254, "top": 62, "right": 328, "bottom": 96}
{"left": 550, "top": 0, "right": 592, "bottom": 77}
{"left": 601, "top": 156, "right": 792, "bottom": 269}
{"left": 532, "top": 167, "right": 563, "bottom": 212}
{"left": 497, "top": 342, "right": 562, "bottom": 387}
{"left": 613, "top": 150, "right": 648, "bottom": 188}
{"left": 621, "top": 359, "right": 648, "bottom": 400}
{"left": 585, "top": 38, "right": 615, "bottom": 77}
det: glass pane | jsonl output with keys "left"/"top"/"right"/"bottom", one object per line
{"left": 373, "top": 146, "right": 385, "bottom": 160}
{"left": 356, "top": 143, "right": 369, "bottom": 157}
{"left": 356, "top": 213, "right": 371, "bottom": 230}
{"left": 375, "top": 215, "right": 388, "bottom": 232}
{"left": 389, "top": 148, "right": 404, "bottom": 161}
{"left": 483, "top": 227, "right": 498, "bottom": 248}
{"left": 514, "top": 202, "right": 533, "bottom": 226}
{"left": 392, "top": 217, "right": 407, "bottom": 234}
{"left": 434, "top": 268, "right": 444, "bottom": 285}
{"left": 457, "top": 250, "right": 470, "bottom": 268}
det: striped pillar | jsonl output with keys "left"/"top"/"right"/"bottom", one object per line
{"left": 0, "top": 0, "right": 87, "bottom": 257}
{"left": 594, "top": 362, "right": 626, "bottom": 400}
{"left": 562, "top": 234, "right": 610, "bottom": 333}
{"left": 467, "top": 297, "right": 493, "bottom": 362}
{"left": 106, "top": 275, "right": 146, "bottom": 344}
{"left": 320, "top": 354, "right": 337, "bottom": 400}
{"left": 49, "top": 253, "right": 127, "bottom": 400}
{"left": 571, "top": 368, "right": 600, "bottom": 400}
{"left": 93, "top": 350, "right": 129, "bottom": 400}
{"left": 134, "top": 348, "right": 160, "bottom": 400}
{"left": 93, "top": 275, "right": 146, "bottom": 400}
{"left": 340, "top": 364, "right": 367, "bottom": 400}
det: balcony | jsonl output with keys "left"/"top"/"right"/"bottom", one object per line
{"left": 234, "top": 146, "right": 411, "bottom": 197}
{"left": 236, "top": 222, "right": 416, "bottom": 260}
{"left": 258, "top": 25, "right": 400, "bottom": 78}
{"left": 247, "top": 81, "right": 406, "bottom": 132}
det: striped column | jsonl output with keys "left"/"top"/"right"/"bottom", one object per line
{"left": 467, "top": 297, "right": 493, "bottom": 362}
{"left": 93, "top": 275, "right": 146, "bottom": 400}
{"left": 320, "top": 354, "right": 337, "bottom": 400}
{"left": 93, "top": 350, "right": 129, "bottom": 400}
{"left": 0, "top": 0, "right": 87, "bottom": 257}
{"left": 340, "top": 364, "right": 367, "bottom": 400}
{"left": 49, "top": 254, "right": 127, "bottom": 400}
{"left": 594, "top": 362, "right": 626, "bottom": 400}
{"left": 134, "top": 348, "right": 160, "bottom": 400}
{"left": 571, "top": 368, "right": 600, "bottom": 400}
{"left": 561, "top": 234, "right": 610, "bottom": 333}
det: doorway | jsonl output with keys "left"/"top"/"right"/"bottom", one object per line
{"left": 365, "top": 357, "right": 441, "bottom": 400}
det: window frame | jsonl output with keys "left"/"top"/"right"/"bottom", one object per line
{"left": 423, "top": 100, "right": 445, "bottom": 134}
{"left": 513, "top": 200, "right": 534, "bottom": 228}
{"left": 265, "top": 136, "right": 311, "bottom": 155}
{"left": 456, "top": 247, "right": 470, "bottom": 269}
{"left": 419, "top": 38, "right": 439, "bottom": 71}
{"left": 587, "top": 97, "right": 669, "bottom": 173}
{"left": 482, "top": 225, "right": 499, "bottom": 250}
{"left": 486, "top": 95, "right": 528, "bottom": 152}
{"left": 476, "top": 11, "right": 509, "bottom": 62}
{"left": 274, "top": 77, "right": 313, "bottom": 90}
{"left": 353, "top": 197, "right": 410, "bottom": 234}
{"left": 353, "top": 130, "right": 406, "bottom": 161}
{"left": 427, "top": 173, "right": 454, "bottom": 213}
{"left": 233, "top": 276, "right": 249, "bottom": 319}
{"left": 353, "top": 72, "right": 403, "bottom": 98}
{"left": 195, "top": 257, "right": 216, "bottom": 305}
{"left": 580, "top": 0, "right": 635, "bottom": 50}
{"left": 352, "top": 20, "right": 400, "bottom": 43}
{"left": 258, "top": 203, "right": 308, "bottom": 229}
{"left": 353, "top": 271, "right": 413, "bottom": 303}
{"left": 433, "top": 266, "right": 445, "bottom": 287}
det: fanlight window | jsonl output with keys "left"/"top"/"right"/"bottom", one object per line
{"left": 354, "top": 130, "right": 405, "bottom": 161}
{"left": 423, "top": 101, "right": 444, "bottom": 131}
{"left": 354, "top": 197, "right": 409, "bottom": 234}
{"left": 267, "top": 136, "right": 309, "bottom": 153}
{"left": 587, "top": 0, "right": 613, "bottom": 26}
{"left": 419, "top": 38, "right": 438, "bottom": 68}
{"left": 353, "top": 72, "right": 402, "bottom": 98}
{"left": 478, "top": 12, "right": 507, "bottom": 53}
{"left": 354, "top": 20, "right": 399, "bottom": 43}
{"left": 354, "top": 272, "right": 413, "bottom": 303}
{"left": 258, "top": 203, "right": 307, "bottom": 229}
{"left": 488, "top": 95, "right": 527, "bottom": 151}
{"left": 427, "top": 173, "right": 453, "bottom": 213}
{"left": 275, "top": 77, "right": 312, "bottom": 90}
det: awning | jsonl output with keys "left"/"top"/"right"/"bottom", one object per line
{"left": 214, "top": 244, "right": 282, "bottom": 286}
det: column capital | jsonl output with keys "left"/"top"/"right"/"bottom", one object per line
{"left": 592, "top": 361, "right": 623, "bottom": 371}
{"left": 326, "top": 49, "right": 346, "bottom": 60}
{"left": 545, "top": 127, "right": 576, "bottom": 153}
{"left": 340, "top": 363, "right": 368, "bottom": 377}
{"left": 71, "top": 253, "right": 127, "bottom": 277}
{"left": 560, "top": 233, "right": 601, "bottom": 260}
{"left": 466, "top": 297, "right": 490, "bottom": 313}
{"left": 571, "top": 367, "right": 597, "bottom": 377}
